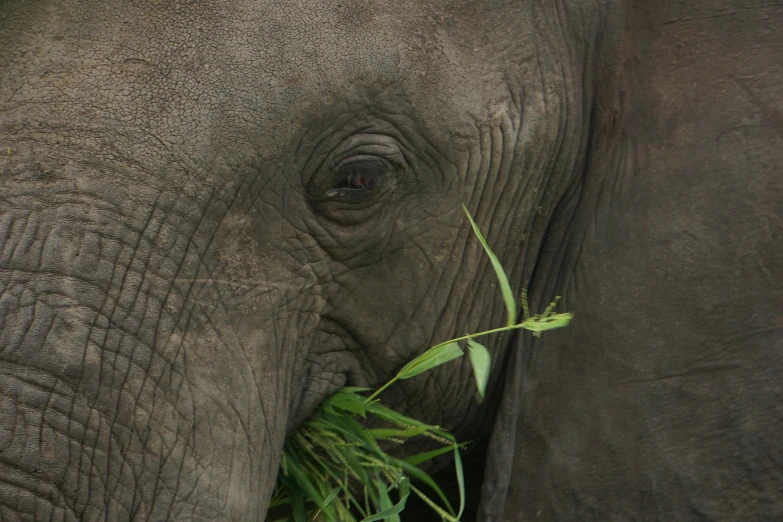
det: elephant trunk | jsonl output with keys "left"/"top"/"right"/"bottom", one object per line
{"left": 0, "top": 148, "right": 304, "bottom": 520}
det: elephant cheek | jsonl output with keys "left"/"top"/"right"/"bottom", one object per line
{"left": 0, "top": 264, "right": 302, "bottom": 520}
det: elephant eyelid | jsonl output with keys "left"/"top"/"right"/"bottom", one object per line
{"left": 323, "top": 158, "right": 392, "bottom": 202}
{"left": 334, "top": 158, "right": 387, "bottom": 187}
{"left": 305, "top": 132, "right": 408, "bottom": 220}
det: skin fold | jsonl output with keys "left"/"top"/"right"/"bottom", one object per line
{"left": 0, "top": 0, "right": 780, "bottom": 520}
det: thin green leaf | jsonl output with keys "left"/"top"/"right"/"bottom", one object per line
{"left": 322, "top": 486, "right": 342, "bottom": 508}
{"left": 402, "top": 443, "right": 466, "bottom": 467}
{"left": 286, "top": 458, "right": 340, "bottom": 521}
{"left": 376, "top": 478, "right": 399, "bottom": 522}
{"left": 340, "top": 386, "right": 372, "bottom": 393}
{"left": 522, "top": 313, "right": 573, "bottom": 334}
{"left": 325, "top": 391, "right": 367, "bottom": 416}
{"left": 398, "top": 476, "right": 410, "bottom": 498}
{"left": 396, "top": 341, "right": 463, "bottom": 380}
{"left": 467, "top": 338, "right": 491, "bottom": 402}
{"left": 288, "top": 487, "right": 308, "bottom": 522}
{"left": 463, "top": 204, "right": 517, "bottom": 326}
{"left": 392, "top": 458, "right": 455, "bottom": 515}
{"left": 453, "top": 445, "right": 466, "bottom": 521}
{"left": 285, "top": 460, "right": 324, "bottom": 507}
{"left": 359, "top": 488, "right": 409, "bottom": 522}
{"left": 408, "top": 485, "right": 461, "bottom": 522}
{"left": 364, "top": 402, "right": 455, "bottom": 442}
{"left": 267, "top": 495, "right": 291, "bottom": 509}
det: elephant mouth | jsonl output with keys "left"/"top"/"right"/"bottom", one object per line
{"left": 286, "top": 318, "right": 372, "bottom": 430}
{"left": 260, "top": 373, "right": 483, "bottom": 522}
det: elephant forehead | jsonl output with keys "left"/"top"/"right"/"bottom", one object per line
{"left": 225, "top": 0, "right": 403, "bottom": 79}
{"left": 2, "top": 0, "right": 526, "bottom": 155}
{"left": 169, "top": 0, "right": 508, "bottom": 139}
{"left": 210, "top": 0, "right": 419, "bottom": 144}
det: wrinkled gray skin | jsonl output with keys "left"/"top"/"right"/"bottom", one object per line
{"left": 1, "top": 0, "right": 782, "bottom": 520}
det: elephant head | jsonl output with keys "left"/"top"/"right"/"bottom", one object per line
{"left": 1, "top": 0, "right": 781, "bottom": 520}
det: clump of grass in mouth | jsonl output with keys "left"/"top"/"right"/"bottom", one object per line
{"left": 269, "top": 206, "right": 573, "bottom": 522}
{"left": 269, "top": 388, "right": 465, "bottom": 522}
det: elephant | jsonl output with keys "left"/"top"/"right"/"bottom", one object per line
{"left": 1, "top": 0, "right": 781, "bottom": 520}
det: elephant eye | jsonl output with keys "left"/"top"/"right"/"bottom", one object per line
{"left": 325, "top": 159, "right": 389, "bottom": 202}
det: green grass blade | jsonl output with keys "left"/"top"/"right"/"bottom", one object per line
{"left": 340, "top": 386, "right": 372, "bottom": 393}
{"left": 398, "top": 476, "right": 410, "bottom": 498}
{"left": 322, "top": 486, "right": 342, "bottom": 508}
{"left": 285, "top": 460, "right": 324, "bottom": 506}
{"left": 522, "top": 313, "right": 574, "bottom": 334}
{"left": 267, "top": 495, "right": 291, "bottom": 509}
{"left": 408, "top": 485, "right": 461, "bottom": 522}
{"left": 462, "top": 204, "right": 517, "bottom": 326}
{"left": 359, "top": 488, "right": 409, "bottom": 522}
{"left": 466, "top": 338, "right": 491, "bottom": 402}
{"left": 396, "top": 341, "right": 463, "bottom": 380}
{"left": 375, "top": 478, "right": 400, "bottom": 522}
{"left": 401, "top": 444, "right": 460, "bottom": 467}
{"left": 453, "top": 445, "right": 466, "bottom": 521}
{"left": 291, "top": 490, "right": 307, "bottom": 522}
{"left": 324, "top": 391, "right": 367, "bottom": 416}
{"left": 285, "top": 458, "right": 339, "bottom": 521}
{"left": 391, "top": 458, "right": 455, "bottom": 515}
{"left": 364, "top": 402, "right": 451, "bottom": 439}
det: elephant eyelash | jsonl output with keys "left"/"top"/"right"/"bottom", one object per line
{"left": 323, "top": 158, "right": 393, "bottom": 202}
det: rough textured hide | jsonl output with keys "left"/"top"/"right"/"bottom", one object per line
{"left": 0, "top": 0, "right": 781, "bottom": 521}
